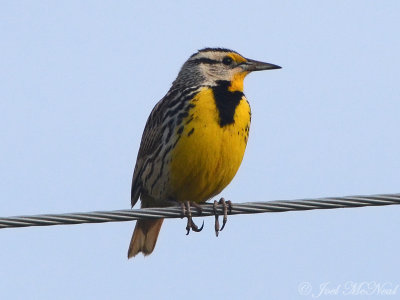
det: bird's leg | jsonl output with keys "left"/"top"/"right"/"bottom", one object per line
{"left": 191, "top": 202, "right": 204, "bottom": 232}
{"left": 213, "top": 198, "right": 232, "bottom": 236}
{"left": 184, "top": 201, "right": 191, "bottom": 235}
{"left": 183, "top": 201, "right": 204, "bottom": 235}
{"left": 213, "top": 200, "right": 220, "bottom": 237}
{"left": 220, "top": 198, "right": 232, "bottom": 231}
{"left": 180, "top": 202, "right": 186, "bottom": 218}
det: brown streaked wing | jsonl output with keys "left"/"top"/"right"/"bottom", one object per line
{"left": 130, "top": 89, "right": 180, "bottom": 207}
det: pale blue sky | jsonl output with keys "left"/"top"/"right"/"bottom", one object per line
{"left": 1, "top": 1, "right": 400, "bottom": 299}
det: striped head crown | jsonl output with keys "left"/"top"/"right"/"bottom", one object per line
{"left": 172, "top": 48, "right": 281, "bottom": 90}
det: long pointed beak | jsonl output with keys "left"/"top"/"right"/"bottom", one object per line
{"left": 241, "top": 58, "right": 281, "bottom": 72}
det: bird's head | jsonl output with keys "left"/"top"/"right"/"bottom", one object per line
{"left": 172, "top": 48, "right": 281, "bottom": 91}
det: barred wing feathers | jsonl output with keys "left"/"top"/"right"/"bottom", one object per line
{"left": 130, "top": 87, "right": 200, "bottom": 207}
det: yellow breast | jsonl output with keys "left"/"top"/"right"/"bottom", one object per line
{"left": 168, "top": 87, "right": 251, "bottom": 203}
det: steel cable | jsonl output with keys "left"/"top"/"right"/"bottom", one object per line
{"left": 0, "top": 193, "right": 399, "bottom": 229}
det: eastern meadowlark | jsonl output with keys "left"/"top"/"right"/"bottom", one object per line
{"left": 128, "top": 48, "right": 280, "bottom": 258}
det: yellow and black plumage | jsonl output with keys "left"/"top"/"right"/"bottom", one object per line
{"left": 128, "top": 48, "right": 280, "bottom": 258}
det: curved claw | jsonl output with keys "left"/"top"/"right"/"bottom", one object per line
{"left": 197, "top": 220, "right": 204, "bottom": 232}
{"left": 218, "top": 198, "right": 227, "bottom": 232}
{"left": 214, "top": 198, "right": 232, "bottom": 233}
{"left": 186, "top": 224, "right": 191, "bottom": 235}
{"left": 220, "top": 221, "right": 226, "bottom": 232}
{"left": 200, "top": 220, "right": 204, "bottom": 231}
{"left": 183, "top": 201, "right": 205, "bottom": 235}
{"left": 190, "top": 219, "right": 204, "bottom": 232}
{"left": 220, "top": 200, "right": 231, "bottom": 232}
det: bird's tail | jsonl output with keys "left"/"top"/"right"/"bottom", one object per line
{"left": 127, "top": 218, "right": 164, "bottom": 259}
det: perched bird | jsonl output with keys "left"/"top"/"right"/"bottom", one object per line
{"left": 128, "top": 48, "right": 280, "bottom": 258}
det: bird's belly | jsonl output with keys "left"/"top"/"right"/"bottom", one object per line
{"left": 168, "top": 88, "right": 251, "bottom": 203}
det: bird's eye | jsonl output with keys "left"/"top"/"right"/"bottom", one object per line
{"left": 222, "top": 56, "right": 233, "bottom": 65}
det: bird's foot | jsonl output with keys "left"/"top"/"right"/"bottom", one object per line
{"left": 181, "top": 201, "right": 204, "bottom": 235}
{"left": 213, "top": 198, "right": 232, "bottom": 237}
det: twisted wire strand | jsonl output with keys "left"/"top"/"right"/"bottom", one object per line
{"left": 1, "top": 193, "right": 399, "bottom": 229}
